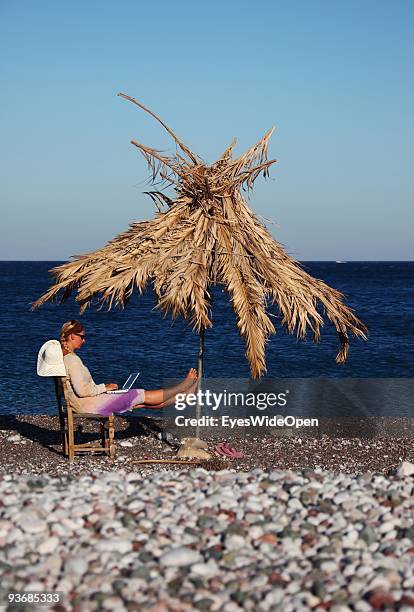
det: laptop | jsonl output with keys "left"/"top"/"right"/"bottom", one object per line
{"left": 106, "top": 372, "right": 140, "bottom": 394}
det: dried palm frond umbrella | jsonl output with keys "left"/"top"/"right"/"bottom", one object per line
{"left": 33, "top": 93, "right": 367, "bottom": 435}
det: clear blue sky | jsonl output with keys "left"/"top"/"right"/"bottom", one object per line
{"left": 1, "top": 0, "right": 413, "bottom": 260}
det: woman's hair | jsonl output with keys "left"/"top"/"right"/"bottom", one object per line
{"left": 60, "top": 320, "right": 84, "bottom": 352}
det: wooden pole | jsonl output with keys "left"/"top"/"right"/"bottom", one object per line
{"left": 195, "top": 327, "right": 205, "bottom": 439}
{"left": 131, "top": 459, "right": 201, "bottom": 465}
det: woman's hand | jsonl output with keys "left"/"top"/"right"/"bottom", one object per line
{"left": 105, "top": 383, "right": 118, "bottom": 391}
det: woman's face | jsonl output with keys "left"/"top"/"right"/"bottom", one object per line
{"left": 69, "top": 328, "right": 86, "bottom": 351}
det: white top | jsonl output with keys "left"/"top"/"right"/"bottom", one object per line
{"left": 63, "top": 353, "right": 106, "bottom": 412}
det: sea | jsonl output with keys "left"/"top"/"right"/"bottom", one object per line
{"left": 0, "top": 261, "right": 413, "bottom": 416}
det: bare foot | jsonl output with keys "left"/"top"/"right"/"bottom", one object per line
{"left": 183, "top": 368, "right": 198, "bottom": 390}
{"left": 186, "top": 379, "right": 198, "bottom": 395}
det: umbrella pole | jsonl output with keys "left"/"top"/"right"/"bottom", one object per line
{"left": 195, "top": 327, "right": 205, "bottom": 439}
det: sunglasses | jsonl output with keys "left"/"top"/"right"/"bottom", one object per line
{"left": 73, "top": 333, "right": 86, "bottom": 340}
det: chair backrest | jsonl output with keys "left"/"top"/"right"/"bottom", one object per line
{"left": 53, "top": 376, "right": 72, "bottom": 418}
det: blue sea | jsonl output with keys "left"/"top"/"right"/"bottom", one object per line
{"left": 0, "top": 261, "right": 413, "bottom": 415}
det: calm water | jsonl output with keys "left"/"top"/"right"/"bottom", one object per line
{"left": 0, "top": 261, "right": 413, "bottom": 414}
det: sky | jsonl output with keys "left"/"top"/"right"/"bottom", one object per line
{"left": 1, "top": 0, "right": 413, "bottom": 260}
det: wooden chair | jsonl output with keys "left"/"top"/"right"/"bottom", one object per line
{"left": 53, "top": 377, "right": 116, "bottom": 461}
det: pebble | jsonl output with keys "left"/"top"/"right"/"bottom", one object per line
{"left": 20, "top": 517, "right": 46, "bottom": 534}
{"left": 95, "top": 538, "right": 132, "bottom": 554}
{"left": 379, "top": 520, "right": 397, "bottom": 534}
{"left": 191, "top": 560, "right": 219, "bottom": 578}
{"left": 397, "top": 461, "right": 414, "bottom": 477}
{"left": 360, "top": 526, "right": 377, "bottom": 545}
{"left": 6, "top": 434, "right": 21, "bottom": 442}
{"left": 65, "top": 556, "right": 89, "bottom": 575}
{"left": 0, "top": 466, "right": 413, "bottom": 609}
{"left": 225, "top": 534, "right": 246, "bottom": 551}
{"left": 159, "top": 547, "right": 202, "bottom": 567}
{"left": 38, "top": 536, "right": 59, "bottom": 555}
{"left": 321, "top": 560, "right": 338, "bottom": 573}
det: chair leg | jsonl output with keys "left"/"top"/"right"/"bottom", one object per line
{"left": 108, "top": 416, "right": 115, "bottom": 458}
{"left": 69, "top": 432, "right": 75, "bottom": 461}
{"left": 61, "top": 426, "right": 68, "bottom": 457}
{"left": 60, "top": 426, "right": 65, "bottom": 455}
{"left": 56, "top": 380, "right": 68, "bottom": 457}
{"left": 63, "top": 429, "right": 69, "bottom": 457}
{"left": 100, "top": 421, "right": 106, "bottom": 449}
{"left": 67, "top": 413, "right": 75, "bottom": 461}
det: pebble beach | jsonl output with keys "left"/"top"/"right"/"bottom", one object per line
{"left": 1, "top": 415, "right": 414, "bottom": 611}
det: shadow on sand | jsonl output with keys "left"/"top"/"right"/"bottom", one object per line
{"left": 0, "top": 414, "right": 166, "bottom": 456}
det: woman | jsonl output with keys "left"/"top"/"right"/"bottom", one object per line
{"left": 60, "top": 320, "right": 197, "bottom": 416}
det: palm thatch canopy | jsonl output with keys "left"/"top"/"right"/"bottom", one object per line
{"left": 33, "top": 93, "right": 367, "bottom": 378}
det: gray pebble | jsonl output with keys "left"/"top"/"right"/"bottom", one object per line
{"left": 159, "top": 547, "right": 202, "bottom": 567}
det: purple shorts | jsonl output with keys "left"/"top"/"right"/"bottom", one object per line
{"left": 97, "top": 389, "right": 145, "bottom": 416}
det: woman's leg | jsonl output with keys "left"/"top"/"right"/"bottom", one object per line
{"left": 92, "top": 371, "right": 198, "bottom": 416}
{"left": 142, "top": 368, "right": 198, "bottom": 406}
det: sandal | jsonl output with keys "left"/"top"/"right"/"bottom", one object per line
{"left": 214, "top": 442, "right": 243, "bottom": 459}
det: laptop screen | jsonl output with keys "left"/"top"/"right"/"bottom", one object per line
{"left": 122, "top": 372, "right": 140, "bottom": 389}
